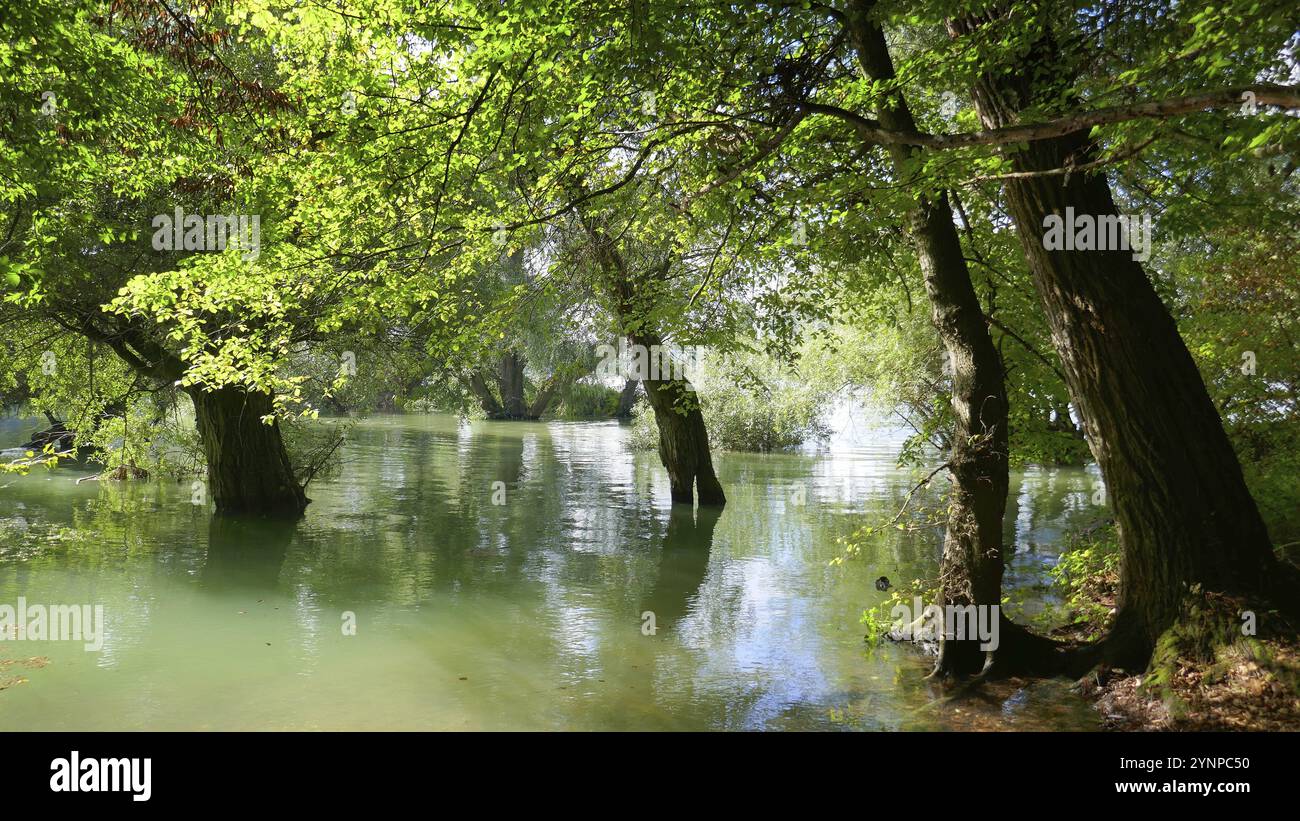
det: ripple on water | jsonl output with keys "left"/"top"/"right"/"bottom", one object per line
{"left": 0, "top": 412, "right": 1100, "bottom": 730}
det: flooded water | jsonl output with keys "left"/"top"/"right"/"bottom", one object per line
{"left": 0, "top": 411, "right": 1103, "bottom": 730}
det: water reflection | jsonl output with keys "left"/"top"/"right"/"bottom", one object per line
{"left": 202, "top": 517, "right": 294, "bottom": 592}
{"left": 0, "top": 413, "right": 1101, "bottom": 730}
{"left": 641, "top": 506, "right": 718, "bottom": 634}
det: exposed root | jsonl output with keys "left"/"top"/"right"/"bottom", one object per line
{"left": 1075, "top": 581, "right": 1300, "bottom": 729}
{"left": 927, "top": 616, "right": 1105, "bottom": 682}
{"left": 103, "top": 463, "right": 150, "bottom": 481}
{"left": 1087, "top": 634, "right": 1300, "bottom": 730}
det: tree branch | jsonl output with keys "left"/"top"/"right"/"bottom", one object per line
{"left": 801, "top": 84, "right": 1299, "bottom": 150}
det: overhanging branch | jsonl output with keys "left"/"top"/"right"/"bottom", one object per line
{"left": 801, "top": 84, "right": 1300, "bottom": 150}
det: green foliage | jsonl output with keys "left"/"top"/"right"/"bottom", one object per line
{"left": 802, "top": 315, "right": 952, "bottom": 461}
{"left": 1170, "top": 219, "right": 1300, "bottom": 547}
{"left": 290, "top": 338, "right": 431, "bottom": 416}
{"left": 1236, "top": 422, "right": 1300, "bottom": 550}
{"left": 555, "top": 381, "right": 620, "bottom": 419}
{"left": 859, "top": 577, "right": 940, "bottom": 648}
{"left": 79, "top": 399, "right": 199, "bottom": 480}
{"left": 1045, "top": 523, "right": 1123, "bottom": 635}
{"left": 282, "top": 417, "right": 350, "bottom": 487}
{"left": 626, "top": 350, "right": 831, "bottom": 453}
{"left": 804, "top": 305, "right": 1088, "bottom": 468}
{"left": 2, "top": 1, "right": 1296, "bottom": 574}
{"left": 693, "top": 383, "right": 829, "bottom": 453}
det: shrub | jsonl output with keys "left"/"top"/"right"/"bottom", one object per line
{"left": 555, "top": 381, "right": 620, "bottom": 419}
{"left": 626, "top": 377, "right": 829, "bottom": 453}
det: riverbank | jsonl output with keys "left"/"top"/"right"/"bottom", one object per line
{"left": 1047, "top": 524, "right": 1300, "bottom": 730}
{"left": 1088, "top": 636, "right": 1300, "bottom": 731}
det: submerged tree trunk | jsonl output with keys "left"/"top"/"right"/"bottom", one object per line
{"left": 188, "top": 386, "right": 308, "bottom": 517}
{"left": 850, "top": 3, "right": 1039, "bottom": 676}
{"left": 952, "top": 13, "right": 1290, "bottom": 668}
{"left": 576, "top": 211, "right": 725, "bottom": 508}
{"left": 497, "top": 351, "right": 529, "bottom": 418}
{"left": 635, "top": 332, "right": 726, "bottom": 507}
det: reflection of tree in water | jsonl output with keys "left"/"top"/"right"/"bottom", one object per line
{"left": 640, "top": 506, "right": 718, "bottom": 633}
{"left": 1017, "top": 465, "right": 1104, "bottom": 540}
{"left": 280, "top": 421, "right": 572, "bottom": 610}
{"left": 1003, "top": 465, "right": 1106, "bottom": 584}
{"left": 444, "top": 423, "right": 556, "bottom": 584}
{"left": 201, "top": 516, "right": 295, "bottom": 592}
{"left": 0, "top": 414, "right": 1114, "bottom": 730}
{"left": 3, "top": 480, "right": 196, "bottom": 571}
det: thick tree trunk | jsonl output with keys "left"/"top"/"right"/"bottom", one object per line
{"left": 497, "top": 351, "right": 529, "bottom": 418}
{"left": 952, "top": 14, "right": 1288, "bottom": 667}
{"left": 187, "top": 386, "right": 308, "bottom": 517}
{"left": 636, "top": 333, "right": 726, "bottom": 507}
{"left": 615, "top": 379, "right": 640, "bottom": 418}
{"left": 850, "top": 3, "right": 1035, "bottom": 675}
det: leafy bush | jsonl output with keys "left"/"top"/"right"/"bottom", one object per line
{"left": 555, "top": 381, "right": 620, "bottom": 419}
{"left": 1045, "top": 521, "right": 1122, "bottom": 636}
{"left": 626, "top": 366, "right": 830, "bottom": 453}
{"left": 1234, "top": 420, "right": 1300, "bottom": 552}
{"left": 82, "top": 400, "right": 203, "bottom": 480}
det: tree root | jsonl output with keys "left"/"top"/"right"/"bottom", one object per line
{"left": 917, "top": 567, "right": 1300, "bottom": 696}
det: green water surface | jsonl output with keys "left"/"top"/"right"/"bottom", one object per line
{"left": 0, "top": 413, "right": 1103, "bottom": 730}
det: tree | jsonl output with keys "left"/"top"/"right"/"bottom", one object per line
{"left": 844, "top": 3, "right": 1019, "bottom": 674}
{"left": 945, "top": 0, "right": 1300, "bottom": 666}
{"left": 577, "top": 207, "right": 726, "bottom": 506}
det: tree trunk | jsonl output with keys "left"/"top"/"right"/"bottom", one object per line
{"left": 188, "top": 386, "right": 308, "bottom": 517}
{"left": 615, "top": 379, "right": 640, "bottom": 418}
{"left": 497, "top": 351, "right": 529, "bottom": 418}
{"left": 463, "top": 371, "right": 504, "bottom": 418}
{"left": 527, "top": 371, "right": 567, "bottom": 419}
{"left": 952, "top": 13, "right": 1288, "bottom": 667}
{"left": 636, "top": 333, "right": 726, "bottom": 507}
{"left": 850, "top": 2, "right": 1033, "bottom": 675}
{"left": 576, "top": 210, "right": 726, "bottom": 508}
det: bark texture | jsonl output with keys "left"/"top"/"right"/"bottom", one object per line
{"left": 635, "top": 333, "right": 726, "bottom": 506}
{"left": 849, "top": 1, "right": 1024, "bottom": 675}
{"left": 188, "top": 386, "right": 308, "bottom": 517}
{"left": 578, "top": 212, "right": 725, "bottom": 508}
{"left": 951, "top": 12, "right": 1288, "bottom": 666}
{"left": 497, "top": 351, "right": 529, "bottom": 418}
